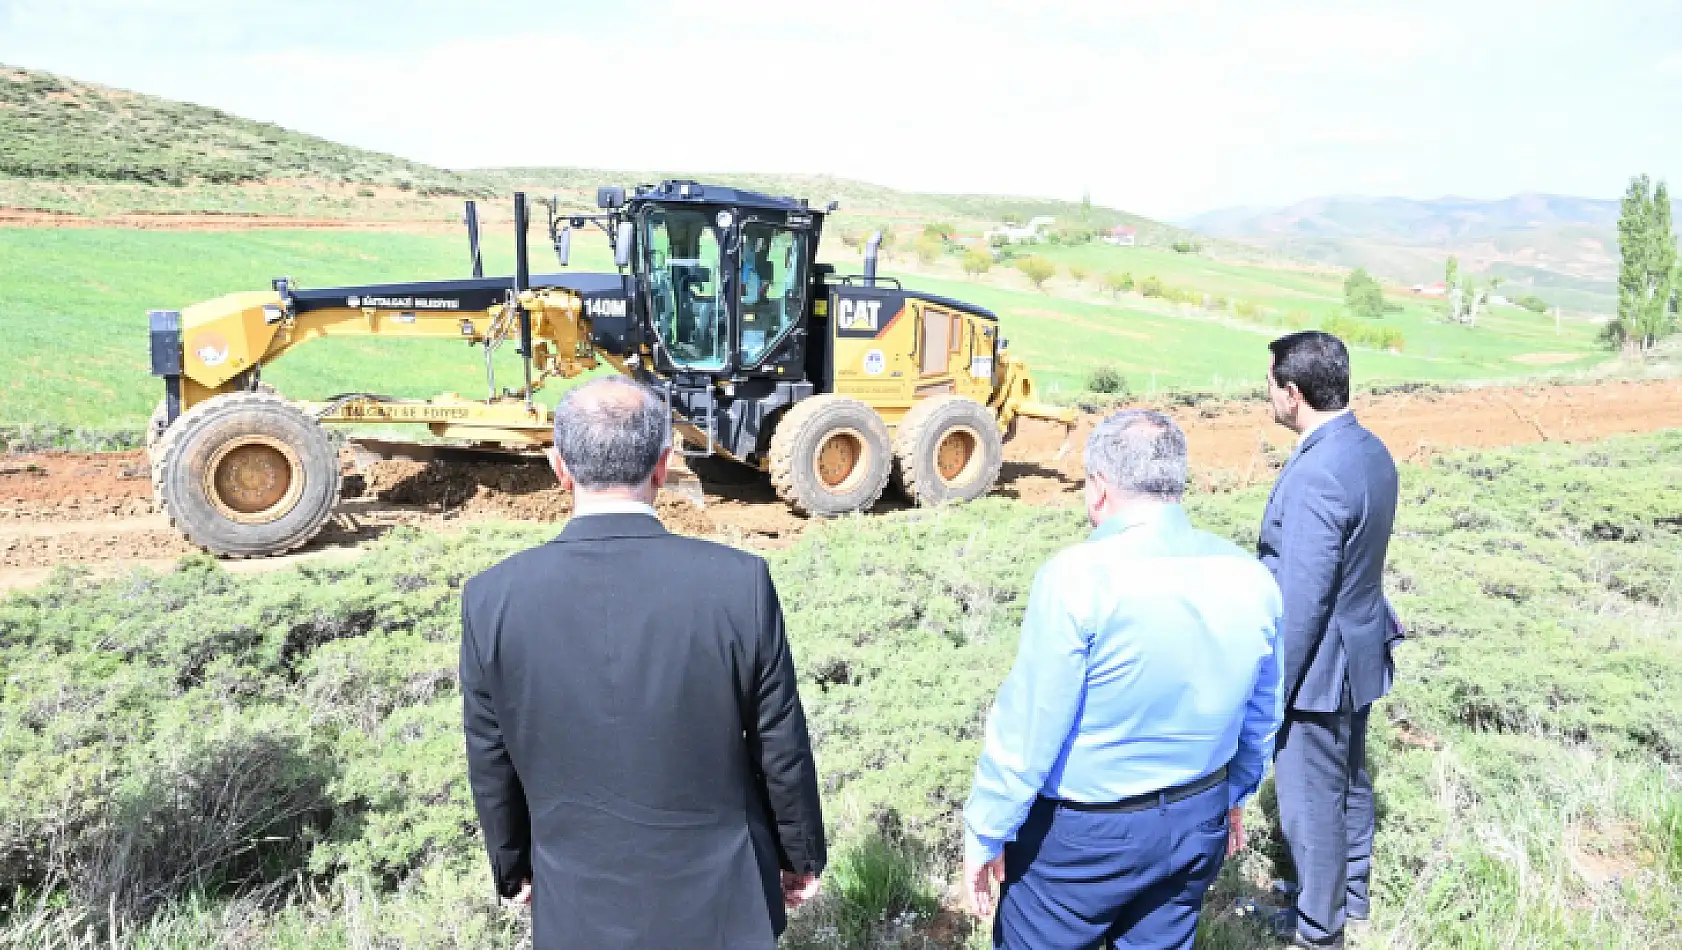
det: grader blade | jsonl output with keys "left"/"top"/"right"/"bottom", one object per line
{"left": 662, "top": 456, "right": 708, "bottom": 510}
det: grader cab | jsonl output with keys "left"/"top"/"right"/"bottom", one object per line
{"left": 146, "top": 181, "right": 1073, "bottom": 557}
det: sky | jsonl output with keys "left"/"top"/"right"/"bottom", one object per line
{"left": 2, "top": 0, "right": 1680, "bottom": 220}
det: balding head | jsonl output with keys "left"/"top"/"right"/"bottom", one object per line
{"left": 552, "top": 378, "right": 671, "bottom": 490}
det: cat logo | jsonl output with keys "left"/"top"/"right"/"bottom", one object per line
{"left": 836, "top": 298, "right": 882, "bottom": 332}
{"left": 586, "top": 297, "right": 628, "bottom": 319}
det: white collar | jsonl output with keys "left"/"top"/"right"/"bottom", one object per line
{"left": 570, "top": 499, "right": 659, "bottom": 519}
{"left": 1298, "top": 408, "right": 1352, "bottom": 446}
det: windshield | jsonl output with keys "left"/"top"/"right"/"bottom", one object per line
{"left": 643, "top": 208, "right": 728, "bottom": 371}
{"left": 738, "top": 223, "right": 806, "bottom": 367}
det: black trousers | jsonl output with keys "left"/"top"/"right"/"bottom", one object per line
{"left": 1274, "top": 704, "right": 1373, "bottom": 944}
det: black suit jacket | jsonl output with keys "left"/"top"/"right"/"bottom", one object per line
{"left": 1257, "top": 413, "right": 1401, "bottom": 712}
{"left": 460, "top": 513, "right": 826, "bottom": 950}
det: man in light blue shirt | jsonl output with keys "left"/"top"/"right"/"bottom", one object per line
{"left": 963, "top": 410, "right": 1284, "bottom": 949}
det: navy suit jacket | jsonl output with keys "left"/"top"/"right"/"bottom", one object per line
{"left": 1257, "top": 413, "right": 1400, "bottom": 712}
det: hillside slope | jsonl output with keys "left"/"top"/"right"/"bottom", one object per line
{"left": 1182, "top": 192, "right": 1682, "bottom": 313}
{"left": 0, "top": 64, "right": 485, "bottom": 195}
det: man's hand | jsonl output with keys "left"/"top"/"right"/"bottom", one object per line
{"left": 781, "top": 871, "right": 821, "bottom": 909}
{"left": 965, "top": 853, "right": 1006, "bottom": 917}
{"left": 501, "top": 879, "right": 532, "bottom": 907}
{"left": 1227, "top": 807, "right": 1247, "bottom": 858}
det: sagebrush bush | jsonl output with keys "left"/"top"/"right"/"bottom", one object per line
{"left": 4, "top": 435, "right": 1682, "bottom": 946}
{"left": 1086, "top": 364, "right": 1126, "bottom": 395}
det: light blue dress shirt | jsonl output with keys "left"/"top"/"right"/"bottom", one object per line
{"left": 963, "top": 503, "right": 1284, "bottom": 866}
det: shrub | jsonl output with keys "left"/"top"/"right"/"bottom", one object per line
{"left": 961, "top": 248, "right": 992, "bottom": 277}
{"left": 826, "top": 827, "right": 940, "bottom": 947}
{"left": 1139, "top": 275, "right": 1165, "bottom": 297}
{"left": 1233, "top": 299, "right": 1263, "bottom": 320}
{"left": 1322, "top": 312, "right": 1406, "bottom": 351}
{"left": 1518, "top": 294, "right": 1550, "bottom": 313}
{"left": 1087, "top": 364, "right": 1127, "bottom": 394}
{"left": 1170, "top": 239, "right": 1201, "bottom": 254}
{"left": 1068, "top": 264, "right": 1089, "bottom": 282}
{"left": 1016, "top": 255, "right": 1055, "bottom": 290}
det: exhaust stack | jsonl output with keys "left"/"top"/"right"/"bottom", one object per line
{"left": 464, "top": 201, "right": 484, "bottom": 278}
{"left": 863, "top": 231, "right": 883, "bottom": 286}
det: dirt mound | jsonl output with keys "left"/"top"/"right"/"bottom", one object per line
{"left": 359, "top": 458, "right": 717, "bottom": 536}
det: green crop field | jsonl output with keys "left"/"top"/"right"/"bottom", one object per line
{"left": 3, "top": 432, "right": 1679, "bottom": 948}
{"left": 0, "top": 227, "right": 1616, "bottom": 433}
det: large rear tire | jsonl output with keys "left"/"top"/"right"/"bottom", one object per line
{"left": 769, "top": 395, "right": 892, "bottom": 517}
{"left": 891, "top": 396, "right": 1004, "bottom": 506}
{"left": 153, "top": 392, "right": 340, "bottom": 557}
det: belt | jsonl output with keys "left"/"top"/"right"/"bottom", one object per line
{"left": 1054, "top": 765, "right": 1229, "bottom": 814}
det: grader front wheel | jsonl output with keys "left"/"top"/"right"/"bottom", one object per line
{"left": 153, "top": 392, "right": 341, "bottom": 557}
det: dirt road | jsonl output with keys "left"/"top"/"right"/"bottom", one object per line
{"left": 2, "top": 379, "right": 1676, "bottom": 590}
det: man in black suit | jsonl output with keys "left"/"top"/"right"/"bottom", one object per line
{"left": 1257, "top": 332, "right": 1400, "bottom": 949}
{"left": 460, "top": 377, "right": 826, "bottom": 950}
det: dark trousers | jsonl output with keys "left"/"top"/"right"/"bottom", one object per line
{"left": 994, "top": 782, "right": 1228, "bottom": 950}
{"left": 1274, "top": 704, "right": 1374, "bottom": 944}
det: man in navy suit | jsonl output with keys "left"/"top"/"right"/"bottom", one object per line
{"left": 1257, "top": 331, "right": 1400, "bottom": 949}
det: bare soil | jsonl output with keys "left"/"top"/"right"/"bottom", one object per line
{"left": 1, "top": 379, "right": 1676, "bottom": 589}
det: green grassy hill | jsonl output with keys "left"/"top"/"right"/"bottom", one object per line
{"left": 3, "top": 434, "right": 1679, "bottom": 948}
{"left": 0, "top": 64, "right": 485, "bottom": 195}
{"left": 0, "top": 227, "right": 1618, "bottom": 431}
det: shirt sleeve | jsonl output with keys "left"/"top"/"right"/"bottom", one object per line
{"left": 1228, "top": 585, "right": 1284, "bottom": 810}
{"left": 963, "top": 562, "right": 1090, "bottom": 867}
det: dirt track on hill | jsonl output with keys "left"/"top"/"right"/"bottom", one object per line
{"left": 1, "top": 379, "right": 1676, "bottom": 589}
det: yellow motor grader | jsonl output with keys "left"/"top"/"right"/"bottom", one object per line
{"left": 146, "top": 181, "right": 1074, "bottom": 557}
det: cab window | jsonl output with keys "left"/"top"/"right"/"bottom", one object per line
{"left": 738, "top": 223, "right": 806, "bottom": 367}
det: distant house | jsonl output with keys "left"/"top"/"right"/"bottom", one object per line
{"left": 1410, "top": 282, "right": 1447, "bottom": 297}
{"left": 1489, "top": 294, "right": 1512, "bottom": 307}
{"left": 984, "top": 215, "right": 1057, "bottom": 245}
{"left": 1103, "top": 225, "right": 1138, "bottom": 247}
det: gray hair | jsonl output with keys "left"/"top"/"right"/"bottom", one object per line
{"left": 552, "top": 378, "right": 672, "bottom": 489}
{"left": 1083, "top": 409, "right": 1187, "bottom": 500}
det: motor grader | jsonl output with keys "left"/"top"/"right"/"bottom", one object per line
{"left": 146, "top": 181, "right": 1074, "bottom": 557}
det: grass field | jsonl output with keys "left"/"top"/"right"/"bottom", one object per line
{"left": 0, "top": 227, "right": 1617, "bottom": 428}
{"left": 2, "top": 432, "right": 1679, "bottom": 948}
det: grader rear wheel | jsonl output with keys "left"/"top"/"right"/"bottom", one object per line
{"left": 892, "top": 396, "right": 1004, "bottom": 506}
{"left": 153, "top": 392, "right": 340, "bottom": 557}
{"left": 769, "top": 395, "right": 892, "bottom": 517}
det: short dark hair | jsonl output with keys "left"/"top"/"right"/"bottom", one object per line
{"left": 1268, "top": 331, "right": 1350, "bottom": 411}
{"left": 552, "top": 378, "right": 671, "bottom": 489}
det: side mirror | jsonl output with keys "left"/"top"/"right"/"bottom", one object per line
{"left": 615, "top": 220, "right": 635, "bottom": 268}
{"left": 555, "top": 227, "right": 572, "bottom": 267}
{"left": 597, "top": 186, "right": 626, "bottom": 210}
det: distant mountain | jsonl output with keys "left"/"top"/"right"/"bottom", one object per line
{"left": 1183, "top": 193, "right": 1681, "bottom": 314}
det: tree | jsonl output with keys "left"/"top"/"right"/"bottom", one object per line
{"left": 1080, "top": 189, "right": 1092, "bottom": 222}
{"left": 1068, "top": 264, "right": 1089, "bottom": 283}
{"left": 961, "top": 248, "right": 992, "bottom": 277}
{"left": 1102, "top": 271, "right": 1134, "bottom": 296}
{"left": 1445, "top": 255, "right": 1459, "bottom": 292}
{"left": 1613, "top": 174, "right": 1679, "bottom": 350}
{"left": 1343, "top": 267, "right": 1387, "bottom": 321}
{"left": 913, "top": 234, "right": 943, "bottom": 265}
{"left": 1016, "top": 255, "right": 1055, "bottom": 290}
